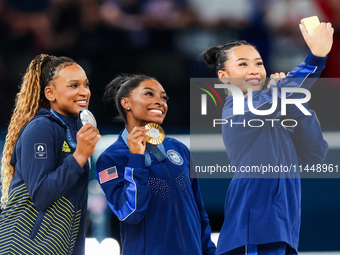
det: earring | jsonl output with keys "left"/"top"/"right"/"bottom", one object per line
{"left": 127, "top": 107, "right": 130, "bottom": 110}
{"left": 51, "top": 98, "right": 55, "bottom": 101}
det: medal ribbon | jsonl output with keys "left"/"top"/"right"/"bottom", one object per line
{"left": 50, "top": 109, "right": 77, "bottom": 149}
{"left": 122, "top": 128, "right": 167, "bottom": 167}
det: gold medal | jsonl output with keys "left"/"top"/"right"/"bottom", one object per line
{"left": 145, "top": 123, "right": 165, "bottom": 145}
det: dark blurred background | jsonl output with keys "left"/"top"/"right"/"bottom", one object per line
{"left": 0, "top": 0, "right": 340, "bottom": 252}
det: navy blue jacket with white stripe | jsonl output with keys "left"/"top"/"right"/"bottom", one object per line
{"left": 216, "top": 51, "right": 329, "bottom": 254}
{"left": 96, "top": 131, "right": 216, "bottom": 255}
{"left": 0, "top": 108, "right": 89, "bottom": 255}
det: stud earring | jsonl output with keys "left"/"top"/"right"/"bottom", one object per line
{"left": 127, "top": 107, "right": 130, "bottom": 110}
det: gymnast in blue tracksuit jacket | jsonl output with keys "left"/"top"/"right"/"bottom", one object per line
{"left": 96, "top": 74, "right": 216, "bottom": 255}
{"left": 203, "top": 23, "right": 333, "bottom": 254}
{"left": 0, "top": 54, "right": 100, "bottom": 255}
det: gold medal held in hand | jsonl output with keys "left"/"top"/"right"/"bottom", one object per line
{"left": 145, "top": 123, "right": 165, "bottom": 145}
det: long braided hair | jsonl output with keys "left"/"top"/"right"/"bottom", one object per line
{"left": 0, "top": 54, "right": 75, "bottom": 209}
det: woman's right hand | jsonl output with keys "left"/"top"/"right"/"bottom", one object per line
{"left": 73, "top": 124, "right": 101, "bottom": 167}
{"left": 267, "top": 72, "right": 286, "bottom": 88}
{"left": 127, "top": 126, "right": 147, "bottom": 155}
{"left": 300, "top": 22, "right": 334, "bottom": 57}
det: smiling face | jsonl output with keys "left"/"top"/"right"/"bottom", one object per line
{"left": 122, "top": 79, "right": 168, "bottom": 129}
{"left": 218, "top": 45, "right": 267, "bottom": 93}
{"left": 45, "top": 63, "right": 90, "bottom": 117}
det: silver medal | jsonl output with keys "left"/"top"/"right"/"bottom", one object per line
{"left": 80, "top": 109, "right": 97, "bottom": 127}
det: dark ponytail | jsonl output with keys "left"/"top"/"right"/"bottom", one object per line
{"left": 104, "top": 74, "right": 154, "bottom": 124}
{"left": 203, "top": 40, "right": 256, "bottom": 72}
{"left": 203, "top": 45, "right": 224, "bottom": 69}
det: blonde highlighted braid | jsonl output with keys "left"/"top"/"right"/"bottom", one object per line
{"left": 0, "top": 54, "right": 75, "bottom": 209}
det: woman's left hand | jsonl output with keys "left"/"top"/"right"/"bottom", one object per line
{"left": 300, "top": 22, "right": 334, "bottom": 57}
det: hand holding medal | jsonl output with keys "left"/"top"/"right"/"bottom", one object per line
{"left": 73, "top": 108, "right": 101, "bottom": 167}
{"left": 299, "top": 16, "right": 333, "bottom": 58}
{"left": 78, "top": 108, "right": 101, "bottom": 139}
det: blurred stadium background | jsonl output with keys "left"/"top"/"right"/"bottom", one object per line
{"left": 0, "top": 0, "right": 340, "bottom": 253}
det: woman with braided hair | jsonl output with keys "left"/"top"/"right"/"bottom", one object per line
{"left": 0, "top": 54, "right": 100, "bottom": 254}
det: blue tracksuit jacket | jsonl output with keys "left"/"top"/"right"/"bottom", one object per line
{"left": 0, "top": 108, "right": 90, "bottom": 255}
{"left": 96, "top": 130, "right": 216, "bottom": 255}
{"left": 216, "top": 52, "right": 329, "bottom": 254}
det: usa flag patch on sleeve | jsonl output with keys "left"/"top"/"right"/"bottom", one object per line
{"left": 99, "top": 166, "right": 118, "bottom": 184}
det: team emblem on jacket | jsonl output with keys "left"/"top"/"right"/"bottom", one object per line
{"left": 167, "top": 150, "right": 183, "bottom": 165}
{"left": 62, "top": 141, "right": 71, "bottom": 153}
{"left": 34, "top": 143, "right": 47, "bottom": 159}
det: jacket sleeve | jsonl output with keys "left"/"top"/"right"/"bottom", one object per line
{"left": 15, "top": 118, "right": 84, "bottom": 212}
{"left": 96, "top": 150, "right": 151, "bottom": 224}
{"left": 286, "top": 104, "right": 329, "bottom": 166}
{"left": 190, "top": 155, "right": 216, "bottom": 254}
